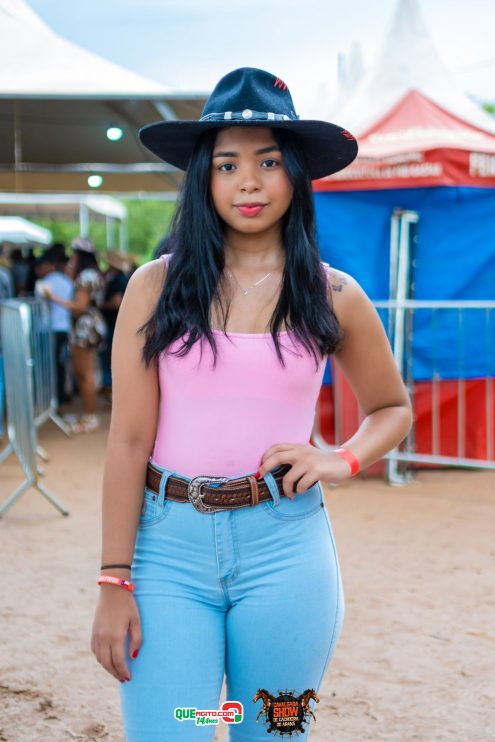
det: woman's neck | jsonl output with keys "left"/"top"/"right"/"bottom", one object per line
{"left": 222, "top": 228, "right": 285, "bottom": 271}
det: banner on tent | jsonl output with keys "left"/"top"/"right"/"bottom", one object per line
{"left": 314, "top": 149, "right": 495, "bottom": 191}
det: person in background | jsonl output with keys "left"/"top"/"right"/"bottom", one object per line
{"left": 98, "top": 250, "right": 132, "bottom": 402}
{"left": 10, "top": 248, "right": 31, "bottom": 297}
{"left": 40, "top": 237, "right": 107, "bottom": 434}
{"left": 34, "top": 248, "right": 74, "bottom": 407}
{"left": 50, "top": 242, "right": 70, "bottom": 274}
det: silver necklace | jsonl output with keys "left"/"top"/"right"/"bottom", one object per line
{"left": 225, "top": 267, "right": 272, "bottom": 296}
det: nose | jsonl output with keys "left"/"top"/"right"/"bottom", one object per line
{"left": 239, "top": 164, "right": 261, "bottom": 193}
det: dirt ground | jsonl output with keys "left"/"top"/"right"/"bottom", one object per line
{"left": 0, "top": 403, "right": 494, "bottom": 742}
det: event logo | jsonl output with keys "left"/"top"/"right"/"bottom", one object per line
{"left": 174, "top": 701, "right": 243, "bottom": 726}
{"left": 254, "top": 687, "right": 320, "bottom": 736}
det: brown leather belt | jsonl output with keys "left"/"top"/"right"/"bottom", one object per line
{"left": 145, "top": 461, "right": 293, "bottom": 513}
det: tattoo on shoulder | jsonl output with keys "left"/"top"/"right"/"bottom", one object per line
{"left": 329, "top": 271, "right": 348, "bottom": 293}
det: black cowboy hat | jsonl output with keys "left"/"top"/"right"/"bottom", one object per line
{"left": 139, "top": 67, "right": 358, "bottom": 181}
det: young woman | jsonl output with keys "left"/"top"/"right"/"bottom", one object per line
{"left": 91, "top": 68, "right": 413, "bottom": 741}
{"left": 42, "top": 237, "right": 107, "bottom": 433}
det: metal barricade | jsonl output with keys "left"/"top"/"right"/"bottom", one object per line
{"left": 314, "top": 300, "right": 495, "bottom": 484}
{"left": 0, "top": 297, "right": 71, "bottom": 470}
{"left": 376, "top": 299, "right": 495, "bottom": 474}
{"left": 0, "top": 299, "right": 69, "bottom": 516}
{"left": 24, "top": 297, "right": 71, "bottom": 434}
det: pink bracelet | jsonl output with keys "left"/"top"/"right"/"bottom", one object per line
{"left": 333, "top": 447, "right": 360, "bottom": 476}
{"left": 97, "top": 575, "right": 135, "bottom": 592}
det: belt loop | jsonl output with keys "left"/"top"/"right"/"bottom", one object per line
{"left": 247, "top": 475, "right": 259, "bottom": 506}
{"left": 157, "top": 469, "right": 173, "bottom": 507}
{"left": 263, "top": 470, "right": 280, "bottom": 507}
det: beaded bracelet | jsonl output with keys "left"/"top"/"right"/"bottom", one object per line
{"left": 333, "top": 447, "right": 360, "bottom": 476}
{"left": 97, "top": 575, "right": 135, "bottom": 592}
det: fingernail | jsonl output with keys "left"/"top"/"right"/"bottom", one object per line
{"left": 254, "top": 471, "right": 261, "bottom": 480}
{"left": 132, "top": 649, "right": 139, "bottom": 659}
{"left": 119, "top": 679, "right": 125, "bottom": 683}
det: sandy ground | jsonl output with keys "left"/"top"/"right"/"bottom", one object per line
{"left": 1, "top": 404, "right": 494, "bottom": 742}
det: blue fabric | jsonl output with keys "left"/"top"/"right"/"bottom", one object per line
{"left": 120, "top": 462, "right": 344, "bottom": 741}
{"left": 316, "top": 186, "right": 495, "bottom": 381}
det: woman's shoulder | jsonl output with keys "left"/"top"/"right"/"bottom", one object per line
{"left": 320, "top": 260, "right": 366, "bottom": 330}
{"left": 75, "top": 268, "right": 102, "bottom": 290}
{"left": 121, "top": 254, "right": 169, "bottom": 312}
{"left": 320, "top": 260, "right": 357, "bottom": 297}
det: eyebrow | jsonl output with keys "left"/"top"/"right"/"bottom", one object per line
{"left": 212, "top": 145, "right": 281, "bottom": 158}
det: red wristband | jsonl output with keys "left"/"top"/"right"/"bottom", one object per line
{"left": 333, "top": 447, "right": 360, "bottom": 476}
{"left": 97, "top": 575, "right": 135, "bottom": 592}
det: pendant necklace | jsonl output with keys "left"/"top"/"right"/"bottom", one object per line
{"left": 225, "top": 268, "right": 272, "bottom": 295}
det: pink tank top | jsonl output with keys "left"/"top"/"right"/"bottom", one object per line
{"left": 150, "top": 253, "right": 330, "bottom": 477}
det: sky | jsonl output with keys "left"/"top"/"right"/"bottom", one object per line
{"left": 27, "top": 0, "right": 495, "bottom": 114}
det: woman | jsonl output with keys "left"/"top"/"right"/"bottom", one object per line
{"left": 98, "top": 250, "right": 132, "bottom": 402}
{"left": 42, "top": 237, "right": 106, "bottom": 433}
{"left": 91, "top": 68, "right": 413, "bottom": 741}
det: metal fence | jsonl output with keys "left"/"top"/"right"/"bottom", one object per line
{"left": 377, "top": 299, "right": 495, "bottom": 477}
{"left": 314, "top": 300, "right": 495, "bottom": 485}
{"left": 0, "top": 298, "right": 69, "bottom": 516}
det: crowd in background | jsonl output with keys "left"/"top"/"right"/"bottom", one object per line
{"left": 0, "top": 237, "right": 137, "bottom": 436}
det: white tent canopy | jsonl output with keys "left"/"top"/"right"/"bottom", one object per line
{"left": 0, "top": 0, "right": 170, "bottom": 97}
{"left": 0, "top": 193, "right": 127, "bottom": 249}
{"left": 0, "top": 216, "right": 51, "bottom": 245}
{"left": 319, "top": 0, "right": 495, "bottom": 138}
{"left": 0, "top": 0, "right": 207, "bottom": 192}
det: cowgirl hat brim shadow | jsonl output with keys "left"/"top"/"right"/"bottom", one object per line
{"left": 139, "top": 67, "right": 358, "bottom": 181}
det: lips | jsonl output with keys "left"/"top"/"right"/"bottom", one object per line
{"left": 235, "top": 203, "right": 267, "bottom": 217}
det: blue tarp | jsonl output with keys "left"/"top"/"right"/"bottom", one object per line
{"left": 315, "top": 186, "right": 495, "bottom": 383}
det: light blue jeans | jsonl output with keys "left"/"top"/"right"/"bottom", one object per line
{"left": 120, "top": 462, "right": 345, "bottom": 741}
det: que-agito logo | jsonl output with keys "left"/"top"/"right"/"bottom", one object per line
{"left": 174, "top": 700, "right": 243, "bottom": 726}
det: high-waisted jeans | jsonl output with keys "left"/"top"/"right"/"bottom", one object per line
{"left": 120, "top": 462, "right": 345, "bottom": 741}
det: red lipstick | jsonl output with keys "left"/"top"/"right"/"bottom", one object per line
{"left": 235, "top": 203, "right": 266, "bottom": 217}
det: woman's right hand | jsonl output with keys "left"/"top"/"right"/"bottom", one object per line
{"left": 91, "top": 585, "right": 142, "bottom": 682}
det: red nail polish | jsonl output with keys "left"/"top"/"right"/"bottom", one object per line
{"left": 132, "top": 649, "right": 139, "bottom": 659}
{"left": 254, "top": 471, "right": 261, "bottom": 480}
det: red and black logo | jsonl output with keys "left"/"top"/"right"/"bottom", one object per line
{"left": 274, "top": 78, "right": 288, "bottom": 91}
{"left": 254, "top": 687, "right": 319, "bottom": 736}
{"left": 340, "top": 129, "right": 355, "bottom": 140}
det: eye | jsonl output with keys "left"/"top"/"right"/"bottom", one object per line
{"left": 217, "top": 162, "right": 236, "bottom": 172}
{"left": 261, "top": 159, "right": 280, "bottom": 168}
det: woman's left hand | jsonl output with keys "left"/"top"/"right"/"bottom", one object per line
{"left": 256, "top": 443, "right": 352, "bottom": 498}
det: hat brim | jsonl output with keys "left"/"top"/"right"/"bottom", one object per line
{"left": 139, "top": 119, "right": 358, "bottom": 181}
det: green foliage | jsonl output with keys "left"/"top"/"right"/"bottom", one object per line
{"left": 481, "top": 101, "right": 495, "bottom": 116}
{"left": 125, "top": 199, "right": 176, "bottom": 263}
{"left": 34, "top": 198, "right": 177, "bottom": 266}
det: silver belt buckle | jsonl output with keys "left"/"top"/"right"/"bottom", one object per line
{"left": 187, "top": 475, "right": 230, "bottom": 513}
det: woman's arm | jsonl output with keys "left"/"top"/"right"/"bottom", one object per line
{"left": 43, "top": 285, "right": 90, "bottom": 314}
{"left": 255, "top": 268, "right": 414, "bottom": 492}
{"left": 99, "top": 258, "right": 167, "bottom": 576}
{"left": 328, "top": 270, "right": 413, "bottom": 470}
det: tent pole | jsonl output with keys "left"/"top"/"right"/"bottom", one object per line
{"left": 120, "top": 218, "right": 128, "bottom": 253}
{"left": 79, "top": 204, "right": 89, "bottom": 237}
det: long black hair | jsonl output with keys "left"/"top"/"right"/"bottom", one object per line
{"left": 139, "top": 127, "right": 345, "bottom": 370}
